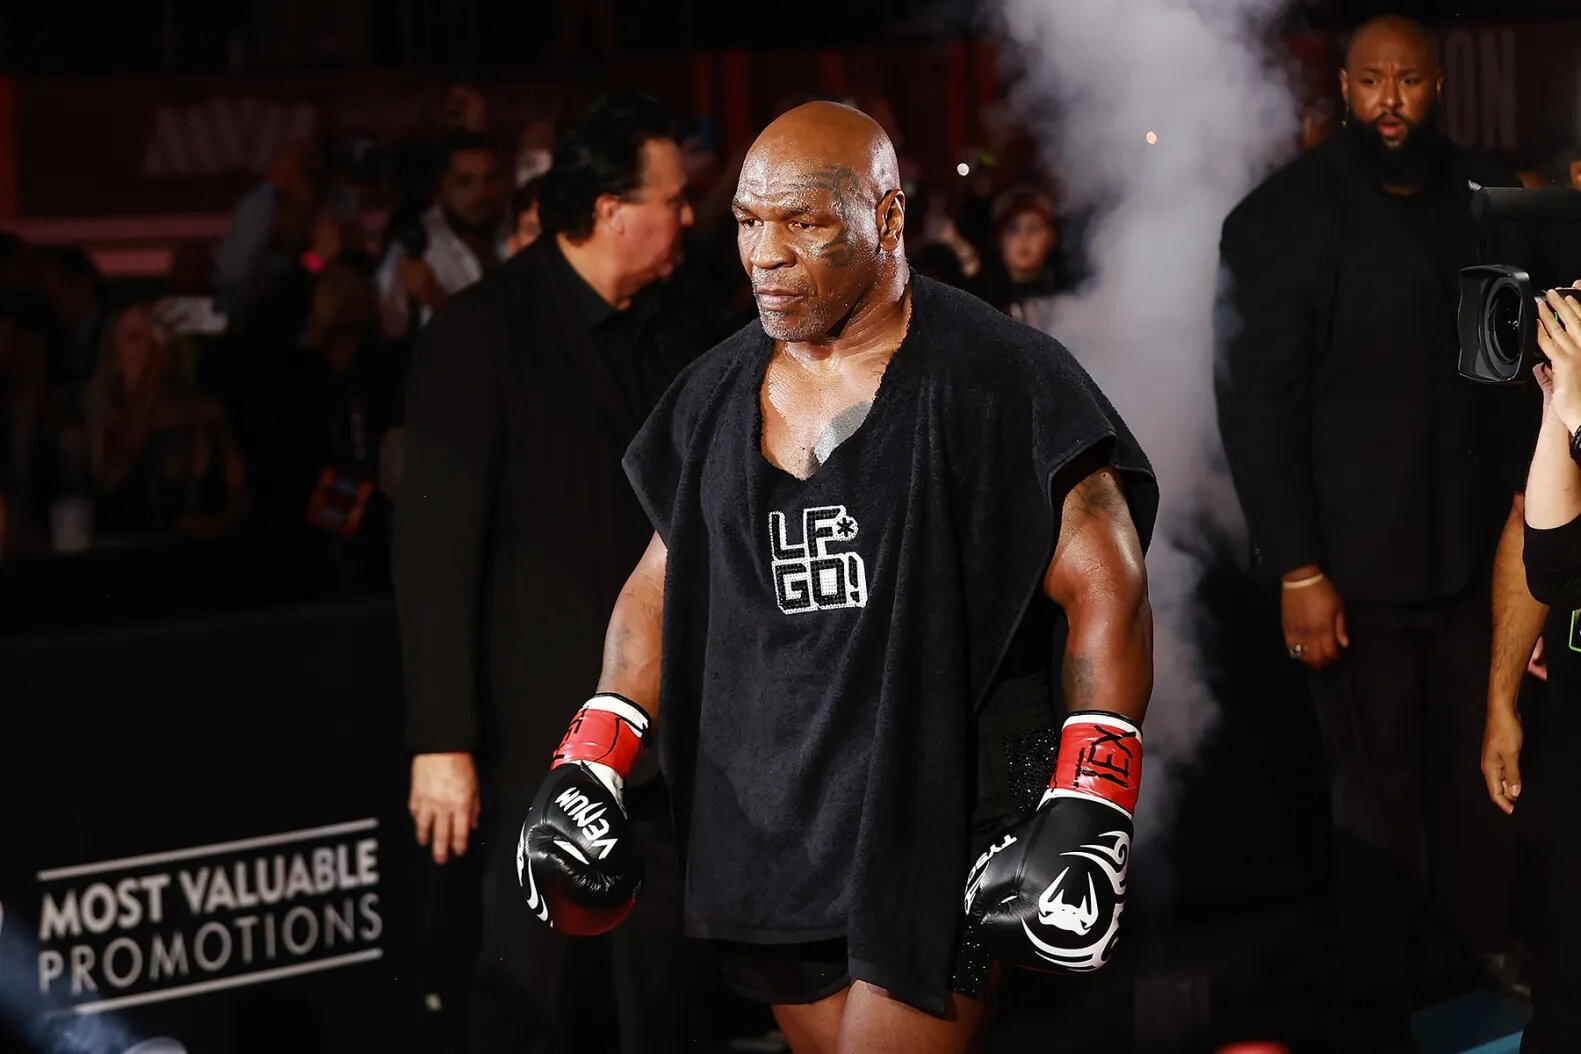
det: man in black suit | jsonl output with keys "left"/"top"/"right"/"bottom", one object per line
{"left": 1216, "top": 16, "right": 1520, "bottom": 1049}
{"left": 394, "top": 94, "right": 698, "bottom": 1054}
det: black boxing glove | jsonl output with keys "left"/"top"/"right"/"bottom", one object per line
{"left": 964, "top": 711, "right": 1142, "bottom": 972}
{"left": 517, "top": 694, "right": 650, "bottom": 936}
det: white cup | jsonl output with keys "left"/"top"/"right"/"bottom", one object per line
{"left": 49, "top": 495, "right": 93, "bottom": 554}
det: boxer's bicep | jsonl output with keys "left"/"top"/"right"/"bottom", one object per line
{"left": 595, "top": 532, "right": 668, "bottom": 722}
{"left": 1043, "top": 467, "right": 1153, "bottom": 723}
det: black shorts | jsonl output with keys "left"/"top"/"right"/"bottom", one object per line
{"left": 712, "top": 921, "right": 997, "bottom": 1006}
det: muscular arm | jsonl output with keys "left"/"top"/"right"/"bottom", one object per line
{"left": 1042, "top": 466, "right": 1153, "bottom": 723}
{"left": 594, "top": 531, "right": 668, "bottom": 720}
{"left": 1488, "top": 493, "right": 1547, "bottom": 716}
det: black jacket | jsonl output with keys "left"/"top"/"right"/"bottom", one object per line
{"left": 393, "top": 237, "right": 695, "bottom": 778}
{"left": 1216, "top": 131, "right": 1524, "bottom": 604}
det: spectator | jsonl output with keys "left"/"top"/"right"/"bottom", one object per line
{"left": 230, "top": 204, "right": 364, "bottom": 364}
{"left": 504, "top": 175, "right": 544, "bottom": 257}
{"left": 84, "top": 304, "right": 248, "bottom": 541}
{"left": 212, "top": 138, "right": 326, "bottom": 322}
{"left": 513, "top": 112, "right": 556, "bottom": 189}
{"left": 0, "top": 295, "right": 52, "bottom": 554}
{"left": 376, "top": 131, "right": 508, "bottom": 339}
{"left": 33, "top": 245, "right": 108, "bottom": 390}
{"left": 267, "top": 257, "right": 399, "bottom": 535}
{"left": 1216, "top": 16, "right": 1526, "bottom": 1048}
{"left": 444, "top": 83, "right": 488, "bottom": 134}
{"left": 974, "top": 185, "right": 1061, "bottom": 327}
{"left": 395, "top": 92, "right": 700, "bottom": 1054}
{"left": 908, "top": 179, "right": 981, "bottom": 286}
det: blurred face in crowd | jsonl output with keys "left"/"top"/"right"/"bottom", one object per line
{"left": 445, "top": 84, "right": 487, "bottom": 132}
{"left": 1000, "top": 209, "right": 1055, "bottom": 283}
{"left": 1340, "top": 17, "right": 1442, "bottom": 184}
{"left": 268, "top": 139, "right": 325, "bottom": 205}
{"left": 308, "top": 261, "right": 376, "bottom": 369}
{"left": 507, "top": 202, "right": 542, "bottom": 257}
{"left": 36, "top": 256, "right": 93, "bottom": 325}
{"left": 440, "top": 148, "right": 506, "bottom": 234}
{"left": 113, "top": 305, "right": 161, "bottom": 389}
{"left": 733, "top": 104, "right": 904, "bottom": 343}
{"left": 605, "top": 138, "right": 692, "bottom": 283}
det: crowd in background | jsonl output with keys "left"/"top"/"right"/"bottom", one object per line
{"left": 0, "top": 82, "right": 1098, "bottom": 583}
{"left": 2, "top": 80, "right": 1578, "bottom": 588}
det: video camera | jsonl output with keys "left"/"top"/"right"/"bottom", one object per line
{"left": 1458, "top": 187, "right": 1581, "bottom": 384}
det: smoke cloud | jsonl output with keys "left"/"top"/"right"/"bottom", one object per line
{"left": 990, "top": 0, "right": 1300, "bottom": 841}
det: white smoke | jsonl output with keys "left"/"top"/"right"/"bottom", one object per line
{"left": 990, "top": 0, "right": 1300, "bottom": 841}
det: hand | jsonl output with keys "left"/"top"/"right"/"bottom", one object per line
{"left": 1481, "top": 706, "right": 1524, "bottom": 815}
{"left": 1528, "top": 636, "right": 1548, "bottom": 682}
{"left": 1281, "top": 567, "right": 1349, "bottom": 670}
{"left": 400, "top": 257, "right": 446, "bottom": 308}
{"left": 309, "top": 211, "right": 346, "bottom": 264}
{"left": 409, "top": 752, "right": 480, "bottom": 864}
{"left": 1535, "top": 282, "right": 1581, "bottom": 433}
{"left": 517, "top": 696, "right": 653, "bottom": 935}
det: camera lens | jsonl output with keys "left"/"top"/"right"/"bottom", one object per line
{"left": 1482, "top": 276, "right": 1525, "bottom": 376}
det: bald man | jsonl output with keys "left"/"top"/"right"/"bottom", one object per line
{"left": 515, "top": 102, "right": 1158, "bottom": 1052}
{"left": 1216, "top": 14, "right": 1531, "bottom": 1048}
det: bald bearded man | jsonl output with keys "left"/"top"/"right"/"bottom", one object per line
{"left": 516, "top": 102, "right": 1158, "bottom": 1052}
{"left": 1218, "top": 14, "right": 1532, "bottom": 1050}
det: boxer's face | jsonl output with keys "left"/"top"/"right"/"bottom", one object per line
{"left": 733, "top": 152, "right": 901, "bottom": 343}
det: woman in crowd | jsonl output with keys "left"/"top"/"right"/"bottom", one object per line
{"left": 84, "top": 302, "right": 248, "bottom": 540}
{"left": 972, "top": 184, "right": 1063, "bottom": 327}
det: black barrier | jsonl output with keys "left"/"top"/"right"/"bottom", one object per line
{"left": 0, "top": 599, "right": 417, "bottom": 1054}
{"left": 0, "top": 548, "right": 1344, "bottom": 1052}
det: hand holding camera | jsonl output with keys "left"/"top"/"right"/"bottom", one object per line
{"left": 1534, "top": 281, "right": 1581, "bottom": 435}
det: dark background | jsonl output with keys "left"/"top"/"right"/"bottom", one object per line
{"left": 0, "top": 0, "right": 1575, "bottom": 74}
{"left": 0, "top": 0, "right": 1569, "bottom": 1050}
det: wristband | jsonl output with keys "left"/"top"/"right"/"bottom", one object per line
{"left": 1281, "top": 571, "right": 1327, "bottom": 590}
{"left": 1570, "top": 424, "right": 1581, "bottom": 465}
{"left": 551, "top": 694, "right": 650, "bottom": 777}
{"left": 1045, "top": 712, "right": 1143, "bottom": 817}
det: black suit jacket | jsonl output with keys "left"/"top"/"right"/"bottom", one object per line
{"left": 1216, "top": 132, "right": 1526, "bottom": 605}
{"left": 393, "top": 238, "right": 694, "bottom": 783}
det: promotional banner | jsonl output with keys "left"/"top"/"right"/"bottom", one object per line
{"left": 0, "top": 599, "right": 417, "bottom": 1053}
